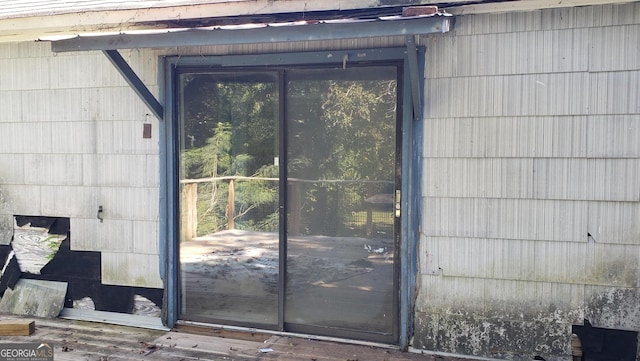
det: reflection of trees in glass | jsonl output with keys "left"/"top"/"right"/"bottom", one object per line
{"left": 288, "top": 76, "right": 397, "bottom": 236}
{"left": 179, "top": 70, "right": 397, "bottom": 237}
{"left": 180, "top": 75, "right": 279, "bottom": 235}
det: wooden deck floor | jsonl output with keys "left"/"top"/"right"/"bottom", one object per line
{"left": 0, "top": 314, "right": 471, "bottom": 361}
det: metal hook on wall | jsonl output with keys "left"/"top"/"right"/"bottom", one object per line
{"left": 97, "top": 205, "right": 104, "bottom": 223}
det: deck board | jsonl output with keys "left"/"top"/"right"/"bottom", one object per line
{"left": 0, "top": 314, "right": 472, "bottom": 361}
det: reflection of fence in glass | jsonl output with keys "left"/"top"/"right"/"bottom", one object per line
{"left": 288, "top": 180, "right": 394, "bottom": 238}
{"left": 180, "top": 176, "right": 279, "bottom": 241}
{"left": 180, "top": 177, "right": 394, "bottom": 241}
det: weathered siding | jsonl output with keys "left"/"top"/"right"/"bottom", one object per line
{"left": 0, "top": 42, "right": 162, "bottom": 287}
{"left": 417, "top": 2, "right": 640, "bottom": 360}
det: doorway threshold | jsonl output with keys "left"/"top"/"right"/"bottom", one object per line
{"left": 59, "top": 308, "right": 169, "bottom": 331}
{"left": 176, "top": 320, "right": 399, "bottom": 350}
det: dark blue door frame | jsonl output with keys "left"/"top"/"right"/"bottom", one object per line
{"left": 159, "top": 47, "right": 424, "bottom": 348}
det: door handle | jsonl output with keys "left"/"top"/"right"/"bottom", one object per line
{"left": 395, "top": 190, "right": 401, "bottom": 217}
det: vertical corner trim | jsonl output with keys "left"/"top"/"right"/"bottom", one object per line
{"left": 405, "top": 35, "right": 422, "bottom": 121}
{"left": 102, "top": 49, "right": 164, "bottom": 121}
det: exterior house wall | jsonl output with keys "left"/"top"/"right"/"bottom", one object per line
{"left": 2, "top": 2, "right": 639, "bottom": 358}
{"left": 0, "top": 43, "right": 162, "bottom": 287}
{"left": 416, "top": 2, "right": 640, "bottom": 360}
{"left": 0, "top": 36, "right": 409, "bottom": 290}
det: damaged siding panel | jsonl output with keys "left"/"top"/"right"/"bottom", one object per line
{"left": 0, "top": 41, "right": 162, "bottom": 291}
{"left": 415, "top": 277, "right": 585, "bottom": 357}
{"left": 101, "top": 252, "right": 162, "bottom": 288}
{"left": 426, "top": 237, "right": 614, "bottom": 285}
{"left": 428, "top": 237, "right": 640, "bottom": 288}
{"left": 414, "top": 312, "right": 573, "bottom": 358}
{"left": 584, "top": 286, "right": 640, "bottom": 330}
{"left": 588, "top": 201, "right": 640, "bottom": 245}
{"left": 424, "top": 237, "right": 536, "bottom": 280}
{"left": 422, "top": 236, "right": 491, "bottom": 279}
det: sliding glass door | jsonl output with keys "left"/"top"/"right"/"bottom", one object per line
{"left": 177, "top": 71, "right": 280, "bottom": 327}
{"left": 176, "top": 64, "right": 401, "bottom": 342}
{"left": 284, "top": 67, "right": 399, "bottom": 339}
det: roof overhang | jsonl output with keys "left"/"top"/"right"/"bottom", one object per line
{"left": 49, "top": 14, "right": 453, "bottom": 53}
{"left": 0, "top": 0, "right": 463, "bottom": 43}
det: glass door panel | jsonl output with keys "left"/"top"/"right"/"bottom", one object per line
{"left": 285, "top": 66, "right": 399, "bottom": 340}
{"left": 178, "top": 71, "right": 280, "bottom": 327}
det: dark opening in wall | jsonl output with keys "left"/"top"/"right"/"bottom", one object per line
{"left": 0, "top": 215, "right": 162, "bottom": 317}
{"left": 0, "top": 244, "right": 20, "bottom": 296}
{"left": 572, "top": 319, "right": 638, "bottom": 361}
